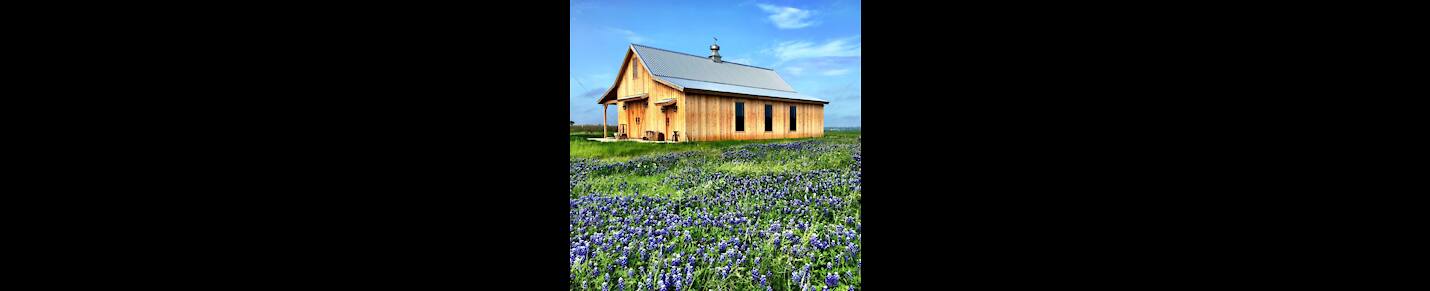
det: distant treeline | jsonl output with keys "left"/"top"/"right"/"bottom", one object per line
{"left": 570, "top": 124, "right": 607, "bottom": 133}
{"left": 574, "top": 124, "right": 858, "bottom": 133}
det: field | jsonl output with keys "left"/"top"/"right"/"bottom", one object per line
{"left": 569, "top": 130, "right": 862, "bottom": 290}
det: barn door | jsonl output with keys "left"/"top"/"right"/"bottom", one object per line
{"left": 663, "top": 108, "right": 673, "bottom": 141}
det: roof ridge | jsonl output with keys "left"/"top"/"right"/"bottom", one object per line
{"left": 630, "top": 43, "right": 774, "bottom": 71}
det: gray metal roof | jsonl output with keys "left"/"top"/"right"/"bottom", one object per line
{"left": 628, "top": 44, "right": 826, "bottom": 103}
{"left": 660, "top": 76, "right": 826, "bottom": 103}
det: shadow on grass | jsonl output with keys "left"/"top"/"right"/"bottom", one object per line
{"left": 570, "top": 130, "right": 859, "bottom": 160}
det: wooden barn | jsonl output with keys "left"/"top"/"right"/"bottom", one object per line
{"left": 596, "top": 42, "right": 828, "bottom": 142}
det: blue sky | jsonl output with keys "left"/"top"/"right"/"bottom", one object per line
{"left": 570, "top": 0, "right": 861, "bottom": 127}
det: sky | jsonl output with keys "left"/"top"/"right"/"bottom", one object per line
{"left": 570, "top": 0, "right": 861, "bottom": 127}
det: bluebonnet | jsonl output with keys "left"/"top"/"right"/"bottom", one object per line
{"left": 570, "top": 138, "right": 861, "bottom": 290}
{"left": 685, "top": 264, "right": 693, "bottom": 285}
{"left": 825, "top": 273, "right": 839, "bottom": 287}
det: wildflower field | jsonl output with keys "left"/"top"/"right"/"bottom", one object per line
{"left": 570, "top": 131, "right": 862, "bottom": 291}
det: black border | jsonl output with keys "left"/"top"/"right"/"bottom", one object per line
{"left": 65, "top": 1, "right": 1388, "bottom": 288}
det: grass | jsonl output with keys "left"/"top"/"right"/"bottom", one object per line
{"left": 568, "top": 129, "right": 862, "bottom": 290}
{"left": 570, "top": 129, "right": 860, "bottom": 160}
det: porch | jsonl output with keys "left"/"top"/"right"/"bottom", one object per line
{"left": 585, "top": 137, "right": 680, "bottom": 143}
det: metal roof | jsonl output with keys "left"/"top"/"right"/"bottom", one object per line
{"left": 631, "top": 44, "right": 795, "bottom": 92}
{"left": 660, "top": 76, "right": 826, "bottom": 103}
{"left": 598, "top": 44, "right": 828, "bottom": 104}
{"left": 625, "top": 44, "right": 825, "bottom": 103}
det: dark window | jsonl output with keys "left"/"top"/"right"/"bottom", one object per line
{"left": 636, "top": 117, "right": 640, "bottom": 125}
{"left": 735, "top": 102, "right": 745, "bottom": 132}
{"left": 790, "top": 106, "right": 797, "bottom": 131}
{"left": 764, "top": 104, "right": 773, "bottom": 131}
{"left": 632, "top": 61, "right": 637, "bottom": 79}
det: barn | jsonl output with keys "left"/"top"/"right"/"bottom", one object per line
{"left": 596, "top": 42, "right": 827, "bottom": 142}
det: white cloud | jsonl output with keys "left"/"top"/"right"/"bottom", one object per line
{"left": 821, "top": 68, "right": 850, "bottom": 76}
{"left": 757, "top": 4, "right": 817, "bottom": 29}
{"left": 770, "top": 35, "right": 861, "bottom": 62}
{"left": 786, "top": 67, "right": 805, "bottom": 75}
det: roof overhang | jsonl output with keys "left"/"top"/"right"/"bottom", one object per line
{"left": 617, "top": 93, "right": 649, "bottom": 101}
{"left": 685, "top": 88, "right": 830, "bottom": 105}
{"left": 654, "top": 98, "right": 676, "bottom": 106}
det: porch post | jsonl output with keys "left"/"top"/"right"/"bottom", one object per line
{"left": 602, "top": 104, "right": 608, "bottom": 138}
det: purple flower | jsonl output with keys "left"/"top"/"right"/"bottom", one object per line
{"left": 825, "top": 273, "right": 839, "bottom": 287}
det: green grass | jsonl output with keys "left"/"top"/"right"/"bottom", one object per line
{"left": 570, "top": 129, "right": 860, "bottom": 159}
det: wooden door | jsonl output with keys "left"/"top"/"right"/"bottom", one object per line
{"left": 663, "top": 107, "right": 673, "bottom": 141}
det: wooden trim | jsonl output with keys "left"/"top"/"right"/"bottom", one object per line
{"left": 651, "top": 77, "right": 683, "bottom": 91}
{"left": 618, "top": 93, "right": 649, "bottom": 101}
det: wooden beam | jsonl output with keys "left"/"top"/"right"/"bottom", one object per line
{"left": 602, "top": 104, "right": 608, "bottom": 138}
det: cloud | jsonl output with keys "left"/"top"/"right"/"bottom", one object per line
{"left": 579, "top": 87, "right": 606, "bottom": 99}
{"left": 769, "top": 35, "right": 861, "bottom": 62}
{"left": 766, "top": 35, "right": 861, "bottom": 78}
{"left": 608, "top": 28, "right": 647, "bottom": 44}
{"left": 821, "top": 69, "right": 850, "bottom": 76}
{"left": 757, "top": 4, "right": 817, "bottom": 29}
{"left": 777, "top": 57, "right": 858, "bottom": 78}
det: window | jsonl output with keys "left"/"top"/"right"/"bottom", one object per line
{"left": 636, "top": 117, "right": 640, "bottom": 125}
{"left": 633, "top": 61, "right": 639, "bottom": 79}
{"left": 734, "top": 102, "right": 745, "bottom": 132}
{"left": 789, "top": 106, "right": 797, "bottom": 131}
{"left": 764, "top": 104, "right": 773, "bottom": 132}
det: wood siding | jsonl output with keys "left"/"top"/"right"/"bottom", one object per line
{"left": 683, "top": 93, "right": 824, "bottom": 141}
{"left": 615, "top": 51, "right": 686, "bottom": 140}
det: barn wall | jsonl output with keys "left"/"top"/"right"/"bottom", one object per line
{"left": 615, "top": 50, "right": 688, "bottom": 140}
{"left": 683, "top": 93, "right": 824, "bottom": 141}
